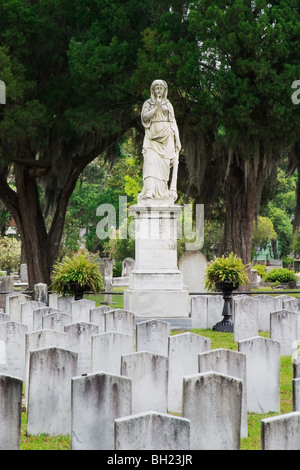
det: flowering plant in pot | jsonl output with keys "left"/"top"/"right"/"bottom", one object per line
{"left": 51, "top": 252, "right": 104, "bottom": 300}
{"left": 204, "top": 252, "right": 250, "bottom": 332}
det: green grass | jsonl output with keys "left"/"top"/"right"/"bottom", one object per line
{"left": 19, "top": 289, "right": 294, "bottom": 450}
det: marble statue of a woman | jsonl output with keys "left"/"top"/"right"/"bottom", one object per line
{"left": 138, "top": 80, "right": 181, "bottom": 203}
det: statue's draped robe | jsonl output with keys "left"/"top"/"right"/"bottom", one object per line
{"left": 139, "top": 97, "right": 181, "bottom": 199}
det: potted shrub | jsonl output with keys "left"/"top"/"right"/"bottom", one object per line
{"left": 51, "top": 252, "right": 104, "bottom": 300}
{"left": 204, "top": 252, "right": 250, "bottom": 332}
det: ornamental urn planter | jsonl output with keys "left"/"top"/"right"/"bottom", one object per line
{"left": 212, "top": 281, "right": 239, "bottom": 333}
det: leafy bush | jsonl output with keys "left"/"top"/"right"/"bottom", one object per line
{"left": 262, "top": 268, "right": 297, "bottom": 283}
{"left": 205, "top": 252, "right": 250, "bottom": 291}
{"left": 0, "top": 236, "right": 21, "bottom": 272}
{"left": 252, "top": 264, "right": 267, "bottom": 278}
{"left": 51, "top": 252, "right": 104, "bottom": 296}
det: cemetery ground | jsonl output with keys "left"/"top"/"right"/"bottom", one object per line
{"left": 18, "top": 287, "right": 294, "bottom": 451}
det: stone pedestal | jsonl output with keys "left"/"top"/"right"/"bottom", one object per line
{"left": 124, "top": 200, "right": 189, "bottom": 318}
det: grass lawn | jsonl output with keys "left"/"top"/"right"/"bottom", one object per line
{"left": 19, "top": 288, "right": 295, "bottom": 450}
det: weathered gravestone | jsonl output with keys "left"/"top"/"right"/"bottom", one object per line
{"left": 48, "top": 293, "right": 73, "bottom": 315}
{"left": 283, "top": 298, "right": 300, "bottom": 312}
{"left": 21, "top": 301, "right": 45, "bottom": 331}
{"left": 122, "top": 257, "right": 135, "bottom": 278}
{"left": 178, "top": 250, "right": 207, "bottom": 293}
{"left": 90, "top": 306, "right": 113, "bottom": 333}
{"left": 293, "top": 377, "right": 300, "bottom": 411}
{"left": 198, "top": 348, "right": 248, "bottom": 438}
{"left": 0, "top": 276, "right": 14, "bottom": 311}
{"left": 207, "top": 295, "right": 224, "bottom": 329}
{"left": 42, "top": 311, "right": 72, "bottom": 332}
{"left": 255, "top": 294, "right": 282, "bottom": 332}
{"left": 34, "top": 283, "right": 48, "bottom": 305}
{"left": 71, "top": 298, "right": 96, "bottom": 323}
{"left": 270, "top": 309, "right": 300, "bottom": 356}
{"left": 238, "top": 336, "right": 280, "bottom": 413}
{"left": 182, "top": 371, "right": 242, "bottom": 450}
{"left": 33, "top": 306, "right": 61, "bottom": 331}
{"left": 27, "top": 347, "right": 78, "bottom": 436}
{"left": 261, "top": 412, "right": 300, "bottom": 450}
{"left": 191, "top": 295, "right": 208, "bottom": 329}
{"left": 136, "top": 320, "right": 170, "bottom": 357}
{"left": 105, "top": 309, "right": 135, "bottom": 339}
{"left": 121, "top": 351, "right": 168, "bottom": 414}
{"left": 64, "top": 321, "right": 99, "bottom": 375}
{"left": 71, "top": 372, "right": 132, "bottom": 450}
{"left": 0, "top": 374, "right": 23, "bottom": 450}
{"left": 25, "top": 329, "right": 70, "bottom": 408}
{"left": 168, "top": 332, "right": 210, "bottom": 414}
{"left": 0, "top": 321, "right": 28, "bottom": 380}
{"left": 115, "top": 411, "right": 191, "bottom": 451}
{"left": 233, "top": 296, "right": 258, "bottom": 342}
{"left": 6, "top": 293, "right": 32, "bottom": 323}
{"left": 91, "top": 331, "right": 135, "bottom": 375}
{"left": 0, "top": 312, "right": 9, "bottom": 323}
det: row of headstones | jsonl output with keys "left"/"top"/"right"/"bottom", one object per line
{"left": 192, "top": 293, "right": 300, "bottom": 354}
{"left": 1, "top": 291, "right": 300, "bottom": 449}
{"left": 1, "top": 343, "right": 300, "bottom": 450}
{"left": 0, "top": 293, "right": 292, "bottom": 418}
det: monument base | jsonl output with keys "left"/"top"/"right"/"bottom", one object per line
{"left": 124, "top": 288, "right": 190, "bottom": 318}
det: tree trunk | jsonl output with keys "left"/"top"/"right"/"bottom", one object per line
{"left": 222, "top": 144, "right": 278, "bottom": 265}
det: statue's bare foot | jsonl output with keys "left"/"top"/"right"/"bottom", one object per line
{"left": 146, "top": 190, "right": 154, "bottom": 198}
{"left": 169, "top": 189, "right": 178, "bottom": 201}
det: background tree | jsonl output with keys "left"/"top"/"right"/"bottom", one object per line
{"left": 0, "top": 0, "right": 170, "bottom": 289}
{"left": 132, "top": 1, "right": 300, "bottom": 264}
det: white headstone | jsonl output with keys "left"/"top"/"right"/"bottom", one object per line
{"left": 105, "top": 309, "right": 135, "bottom": 339}
{"left": 179, "top": 251, "right": 208, "bottom": 293}
{"left": 33, "top": 307, "right": 61, "bottom": 331}
{"left": 270, "top": 309, "right": 300, "bottom": 355}
{"left": 198, "top": 348, "right": 247, "bottom": 438}
{"left": 27, "top": 347, "right": 78, "bottom": 436}
{"left": 6, "top": 293, "right": 32, "bottom": 322}
{"left": 238, "top": 336, "right": 280, "bottom": 413}
{"left": 91, "top": 331, "right": 135, "bottom": 375}
{"left": 293, "top": 378, "right": 300, "bottom": 411}
{"left": 115, "top": 411, "right": 191, "bottom": 450}
{"left": 71, "top": 372, "right": 132, "bottom": 450}
{"left": 168, "top": 332, "right": 211, "bottom": 413}
{"left": 71, "top": 299, "right": 96, "bottom": 323}
{"left": 64, "top": 322, "right": 99, "bottom": 375}
{"left": 42, "top": 311, "right": 72, "bottom": 332}
{"left": 136, "top": 320, "right": 170, "bottom": 357}
{"left": 121, "top": 351, "right": 168, "bottom": 414}
{"left": 122, "top": 257, "right": 135, "bottom": 277}
{"left": 233, "top": 296, "right": 258, "bottom": 342}
{"left": 21, "top": 301, "right": 46, "bottom": 331}
{"left": 191, "top": 295, "right": 208, "bottom": 329}
{"left": 34, "top": 283, "right": 48, "bottom": 304}
{"left": 283, "top": 298, "right": 300, "bottom": 312}
{"left": 25, "top": 329, "right": 70, "bottom": 407}
{"left": 207, "top": 295, "right": 224, "bottom": 329}
{"left": 261, "top": 412, "right": 300, "bottom": 450}
{"left": 182, "top": 372, "right": 242, "bottom": 450}
{"left": 0, "top": 321, "right": 28, "bottom": 380}
{"left": 255, "top": 295, "right": 282, "bottom": 332}
{"left": 0, "top": 374, "right": 23, "bottom": 450}
{"left": 90, "top": 306, "right": 113, "bottom": 333}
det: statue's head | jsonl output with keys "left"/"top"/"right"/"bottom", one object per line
{"left": 150, "top": 79, "right": 168, "bottom": 100}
